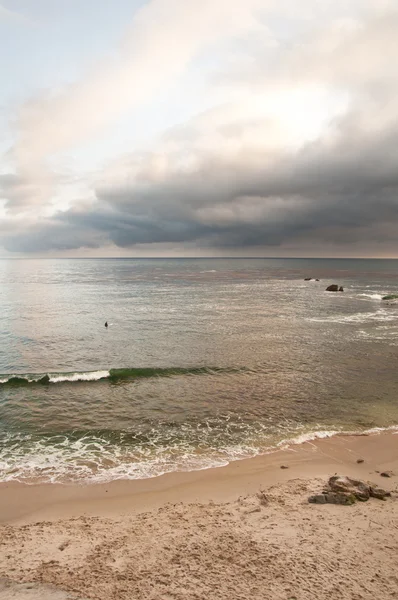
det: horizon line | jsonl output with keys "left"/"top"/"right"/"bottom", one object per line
{"left": 1, "top": 256, "right": 398, "bottom": 261}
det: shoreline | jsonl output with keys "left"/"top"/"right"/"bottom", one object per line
{"left": 1, "top": 430, "right": 397, "bottom": 525}
{"left": 1, "top": 430, "right": 397, "bottom": 600}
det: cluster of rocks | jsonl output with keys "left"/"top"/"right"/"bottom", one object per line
{"left": 308, "top": 475, "right": 391, "bottom": 505}
{"left": 304, "top": 277, "right": 320, "bottom": 281}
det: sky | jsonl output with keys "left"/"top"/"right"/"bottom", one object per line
{"left": 0, "top": 0, "right": 397, "bottom": 258}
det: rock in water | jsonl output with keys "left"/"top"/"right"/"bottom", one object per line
{"left": 304, "top": 277, "right": 312, "bottom": 281}
{"left": 339, "top": 286, "right": 344, "bottom": 292}
{"left": 326, "top": 284, "right": 339, "bottom": 291}
{"left": 382, "top": 294, "right": 398, "bottom": 301}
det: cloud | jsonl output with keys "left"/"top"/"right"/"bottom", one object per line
{"left": 7, "top": 104, "right": 398, "bottom": 254}
{"left": 2, "top": 0, "right": 269, "bottom": 212}
{"left": 0, "top": 3, "right": 29, "bottom": 23}
{"left": 2, "top": 0, "right": 398, "bottom": 256}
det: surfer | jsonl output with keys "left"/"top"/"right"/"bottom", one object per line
{"left": 105, "top": 321, "right": 108, "bottom": 328}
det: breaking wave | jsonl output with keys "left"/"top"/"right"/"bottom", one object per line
{"left": 0, "top": 366, "right": 234, "bottom": 387}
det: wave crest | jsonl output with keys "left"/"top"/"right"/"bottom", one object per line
{"left": 0, "top": 366, "right": 231, "bottom": 387}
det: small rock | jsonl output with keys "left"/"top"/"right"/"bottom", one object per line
{"left": 339, "top": 286, "right": 344, "bottom": 292}
{"left": 369, "top": 486, "right": 391, "bottom": 500}
{"left": 324, "top": 492, "right": 356, "bottom": 505}
{"left": 326, "top": 284, "right": 339, "bottom": 292}
{"left": 380, "top": 471, "right": 394, "bottom": 478}
{"left": 304, "top": 277, "right": 312, "bottom": 281}
{"left": 316, "top": 278, "right": 320, "bottom": 281}
{"left": 308, "top": 492, "right": 355, "bottom": 505}
{"left": 308, "top": 494, "right": 327, "bottom": 504}
{"left": 58, "top": 541, "right": 70, "bottom": 551}
{"left": 280, "top": 465, "right": 289, "bottom": 469}
{"left": 357, "top": 459, "right": 364, "bottom": 464}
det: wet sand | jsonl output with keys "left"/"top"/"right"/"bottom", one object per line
{"left": 0, "top": 431, "right": 397, "bottom": 599}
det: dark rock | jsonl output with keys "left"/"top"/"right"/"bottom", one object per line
{"left": 316, "top": 279, "right": 320, "bottom": 281}
{"left": 369, "top": 485, "right": 391, "bottom": 500}
{"left": 304, "top": 277, "right": 312, "bottom": 281}
{"left": 382, "top": 294, "right": 398, "bottom": 301}
{"left": 380, "top": 471, "right": 394, "bottom": 478}
{"left": 357, "top": 459, "right": 364, "bottom": 464}
{"left": 308, "top": 494, "right": 327, "bottom": 504}
{"left": 309, "top": 475, "right": 391, "bottom": 507}
{"left": 339, "top": 286, "right": 344, "bottom": 292}
{"left": 326, "top": 284, "right": 339, "bottom": 292}
{"left": 280, "top": 465, "right": 289, "bottom": 469}
{"left": 324, "top": 492, "right": 356, "bottom": 505}
{"left": 308, "top": 492, "right": 355, "bottom": 505}
{"left": 328, "top": 475, "right": 370, "bottom": 501}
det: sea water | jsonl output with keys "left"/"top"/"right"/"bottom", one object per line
{"left": 0, "top": 257, "right": 397, "bottom": 483}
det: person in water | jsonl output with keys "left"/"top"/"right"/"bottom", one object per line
{"left": 105, "top": 321, "right": 108, "bottom": 328}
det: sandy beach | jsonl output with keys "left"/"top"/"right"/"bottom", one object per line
{"left": 0, "top": 431, "right": 397, "bottom": 599}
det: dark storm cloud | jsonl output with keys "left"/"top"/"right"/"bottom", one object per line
{"left": 3, "top": 4, "right": 398, "bottom": 255}
{"left": 4, "top": 105, "right": 398, "bottom": 254}
{"left": 27, "top": 106, "right": 393, "bottom": 253}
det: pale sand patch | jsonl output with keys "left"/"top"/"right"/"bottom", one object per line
{"left": 0, "top": 580, "right": 88, "bottom": 599}
{"left": 0, "top": 433, "right": 397, "bottom": 600}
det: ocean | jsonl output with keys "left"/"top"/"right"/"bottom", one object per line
{"left": 1, "top": 257, "right": 398, "bottom": 484}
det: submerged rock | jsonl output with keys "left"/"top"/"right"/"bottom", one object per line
{"left": 304, "top": 277, "right": 312, "bottom": 281}
{"left": 382, "top": 294, "right": 398, "bottom": 301}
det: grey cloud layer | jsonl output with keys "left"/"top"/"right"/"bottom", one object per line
{"left": 6, "top": 106, "right": 398, "bottom": 254}
{"left": 2, "top": 1, "right": 398, "bottom": 255}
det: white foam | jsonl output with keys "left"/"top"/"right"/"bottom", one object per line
{"left": 2, "top": 423, "right": 398, "bottom": 485}
{"left": 309, "top": 309, "right": 398, "bottom": 324}
{"left": 362, "top": 424, "right": 398, "bottom": 435}
{"left": 358, "top": 293, "right": 383, "bottom": 300}
{"left": 277, "top": 429, "right": 340, "bottom": 449}
{"left": 49, "top": 370, "right": 110, "bottom": 383}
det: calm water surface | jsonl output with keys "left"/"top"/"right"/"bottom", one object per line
{"left": 0, "top": 258, "right": 397, "bottom": 483}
